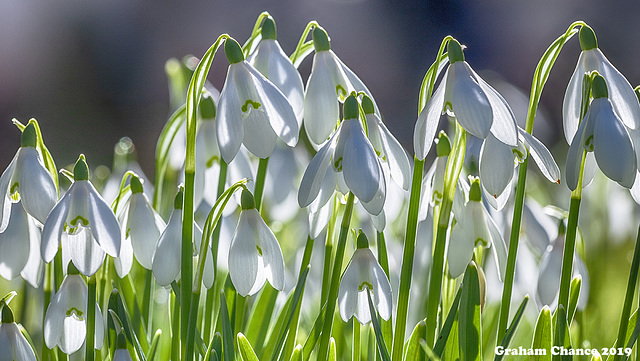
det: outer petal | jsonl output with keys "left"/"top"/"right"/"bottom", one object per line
{"left": 631, "top": 172, "right": 640, "bottom": 204}
{"left": 342, "top": 119, "right": 382, "bottom": 203}
{"left": 0, "top": 202, "right": 30, "bottom": 280}
{"left": 217, "top": 65, "right": 244, "bottom": 163}
{"left": 518, "top": 128, "right": 561, "bottom": 183}
{"left": 249, "top": 209, "right": 284, "bottom": 292}
{"left": 536, "top": 236, "right": 564, "bottom": 307}
{"left": 59, "top": 313, "right": 86, "bottom": 354}
{"left": 479, "top": 134, "right": 514, "bottom": 199}
{"left": 17, "top": 147, "right": 57, "bottom": 225}
{"left": 447, "top": 220, "right": 474, "bottom": 278}
{"left": 1, "top": 323, "right": 37, "bottom": 361}
{"left": 152, "top": 210, "right": 182, "bottom": 286}
{"left": 468, "top": 64, "right": 518, "bottom": 146}
{"left": 449, "top": 62, "right": 493, "bottom": 139}
{"left": 368, "top": 114, "right": 412, "bottom": 190}
{"left": 21, "top": 215, "right": 44, "bottom": 288}
{"left": 485, "top": 208, "right": 507, "bottom": 281}
{"left": 369, "top": 251, "right": 393, "bottom": 321}
{"left": 228, "top": 211, "right": 259, "bottom": 296}
{"left": 337, "top": 251, "right": 361, "bottom": 322}
{"left": 308, "top": 198, "right": 332, "bottom": 239}
{"left": 114, "top": 235, "right": 133, "bottom": 278}
{"left": 298, "top": 133, "right": 337, "bottom": 207}
{"left": 86, "top": 182, "right": 121, "bottom": 257}
{"left": 0, "top": 151, "right": 18, "bottom": 233}
{"left": 127, "top": 193, "right": 164, "bottom": 269}
{"left": 44, "top": 279, "right": 68, "bottom": 349}
{"left": 562, "top": 52, "right": 589, "bottom": 143}
{"left": 66, "top": 227, "right": 106, "bottom": 277}
{"left": 593, "top": 99, "right": 637, "bottom": 188}
{"left": 414, "top": 69, "right": 447, "bottom": 160}
{"left": 566, "top": 110, "right": 591, "bottom": 191}
{"left": 41, "top": 192, "right": 72, "bottom": 263}
{"left": 359, "top": 163, "right": 387, "bottom": 216}
{"left": 304, "top": 52, "right": 340, "bottom": 145}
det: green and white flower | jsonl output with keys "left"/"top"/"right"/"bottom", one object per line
{"left": 217, "top": 38, "right": 299, "bottom": 163}
{"left": 0, "top": 303, "right": 37, "bottom": 361}
{"left": 41, "top": 155, "right": 121, "bottom": 276}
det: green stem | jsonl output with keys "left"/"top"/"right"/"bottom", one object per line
{"left": 322, "top": 196, "right": 340, "bottom": 303}
{"left": 171, "top": 292, "right": 181, "bottom": 361}
{"left": 317, "top": 192, "right": 356, "bottom": 361}
{"left": 353, "top": 320, "right": 361, "bottom": 361}
{"left": 391, "top": 157, "right": 424, "bottom": 361}
{"left": 613, "top": 226, "right": 640, "bottom": 361}
{"left": 254, "top": 157, "right": 269, "bottom": 212}
{"left": 43, "top": 262, "right": 54, "bottom": 361}
{"left": 425, "top": 124, "right": 466, "bottom": 348}
{"left": 86, "top": 275, "right": 96, "bottom": 361}
{"left": 143, "top": 269, "right": 153, "bottom": 334}
{"left": 558, "top": 196, "right": 582, "bottom": 313}
{"left": 376, "top": 232, "right": 393, "bottom": 350}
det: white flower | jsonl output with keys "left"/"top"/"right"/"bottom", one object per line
{"left": 41, "top": 156, "right": 121, "bottom": 276}
{"left": 0, "top": 124, "right": 57, "bottom": 233}
{"left": 117, "top": 176, "right": 166, "bottom": 272}
{"left": 337, "top": 236, "right": 392, "bottom": 324}
{"left": 414, "top": 39, "right": 518, "bottom": 160}
{"left": 114, "top": 349, "right": 133, "bottom": 361}
{"left": 0, "top": 201, "right": 43, "bottom": 287}
{"left": 217, "top": 38, "right": 299, "bottom": 163}
{"left": 447, "top": 177, "right": 507, "bottom": 280}
{"left": 566, "top": 75, "right": 637, "bottom": 191}
{"left": 44, "top": 272, "right": 104, "bottom": 354}
{"left": 0, "top": 304, "right": 37, "bottom": 361}
{"left": 152, "top": 192, "right": 213, "bottom": 288}
{"left": 563, "top": 25, "right": 640, "bottom": 144}
{"left": 298, "top": 95, "right": 386, "bottom": 216}
{"left": 303, "top": 26, "right": 377, "bottom": 146}
{"left": 229, "top": 190, "right": 284, "bottom": 296}
{"left": 248, "top": 17, "right": 304, "bottom": 128}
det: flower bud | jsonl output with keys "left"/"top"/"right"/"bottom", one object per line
{"left": 579, "top": 25, "right": 598, "bottom": 51}
{"left": 73, "top": 154, "right": 89, "bottom": 181}
{"left": 225, "top": 38, "right": 245, "bottom": 64}
{"left": 21, "top": 123, "right": 37, "bottom": 148}
{"left": 312, "top": 26, "right": 331, "bottom": 52}
{"left": 447, "top": 39, "right": 465, "bottom": 63}
{"left": 261, "top": 17, "right": 277, "bottom": 40}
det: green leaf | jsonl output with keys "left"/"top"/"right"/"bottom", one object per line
{"left": 109, "top": 289, "right": 147, "bottom": 361}
{"left": 434, "top": 286, "right": 462, "bottom": 357}
{"left": 405, "top": 320, "right": 426, "bottom": 361}
{"left": 552, "top": 306, "right": 571, "bottom": 361}
{"left": 302, "top": 304, "right": 326, "bottom": 360}
{"left": 532, "top": 306, "right": 552, "bottom": 361}
{"left": 289, "top": 21, "right": 319, "bottom": 68}
{"left": 567, "top": 276, "right": 582, "bottom": 326}
{"left": 328, "top": 338, "right": 337, "bottom": 361}
{"left": 495, "top": 295, "right": 529, "bottom": 361}
{"left": 290, "top": 345, "right": 303, "bottom": 361}
{"left": 367, "top": 289, "right": 391, "bottom": 361}
{"left": 458, "top": 262, "right": 482, "bottom": 361}
{"left": 238, "top": 332, "right": 260, "bottom": 361}
{"left": 152, "top": 104, "right": 186, "bottom": 210}
{"left": 245, "top": 284, "right": 278, "bottom": 354}
{"left": 419, "top": 339, "right": 442, "bottom": 361}
{"left": 221, "top": 291, "right": 235, "bottom": 361}
{"left": 443, "top": 314, "right": 459, "bottom": 361}
{"left": 146, "top": 330, "right": 162, "bottom": 361}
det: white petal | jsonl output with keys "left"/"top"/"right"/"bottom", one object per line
{"left": 152, "top": 210, "right": 182, "bottom": 286}
{"left": 468, "top": 65, "right": 518, "bottom": 146}
{"left": 593, "top": 49, "right": 640, "bottom": 130}
{"left": 202, "top": 245, "right": 215, "bottom": 289}
{"left": 335, "top": 52, "right": 377, "bottom": 107}
{"left": 354, "top": 290, "right": 372, "bottom": 325}
{"left": 536, "top": 237, "right": 563, "bottom": 307}
{"left": 631, "top": 173, "right": 640, "bottom": 204}
{"left": 479, "top": 134, "right": 515, "bottom": 199}
{"left": 304, "top": 52, "right": 340, "bottom": 145}
{"left": 0, "top": 202, "right": 30, "bottom": 280}
{"left": 217, "top": 65, "right": 244, "bottom": 163}
{"left": 562, "top": 52, "right": 589, "bottom": 143}
{"left": 0, "top": 152, "right": 19, "bottom": 233}
{"left": 482, "top": 180, "right": 511, "bottom": 211}
{"left": 67, "top": 227, "right": 105, "bottom": 277}
{"left": 337, "top": 251, "right": 361, "bottom": 322}
{"left": 114, "top": 236, "right": 133, "bottom": 278}
{"left": 359, "top": 167, "right": 386, "bottom": 216}
{"left": 369, "top": 253, "right": 393, "bottom": 321}
{"left": 41, "top": 192, "right": 71, "bottom": 263}
{"left": 17, "top": 148, "right": 57, "bottom": 225}
{"left": 308, "top": 198, "right": 332, "bottom": 239}
{"left": 566, "top": 112, "right": 591, "bottom": 191}
{"left": 127, "top": 193, "right": 163, "bottom": 270}
{"left": 1, "top": 323, "right": 37, "bottom": 361}
{"left": 21, "top": 215, "right": 44, "bottom": 288}
{"left": 485, "top": 208, "right": 507, "bottom": 282}
{"left": 519, "top": 129, "right": 561, "bottom": 183}
{"left": 369, "top": 114, "right": 412, "bottom": 190}
{"left": 593, "top": 99, "right": 637, "bottom": 188}
{"left": 574, "top": 255, "right": 590, "bottom": 311}
{"left": 298, "top": 134, "right": 337, "bottom": 207}
{"left": 86, "top": 182, "right": 121, "bottom": 257}
{"left": 228, "top": 211, "right": 259, "bottom": 296}
{"left": 248, "top": 209, "right": 284, "bottom": 292}
{"left": 447, "top": 222, "right": 474, "bottom": 278}
{"left": 414, "top": 69, "right": 447, "bottom": 160}
{"left": 114, "top": 349, "right": 133, "bottom": 361}
{"left": 60, "top": 313, "right": 86, "bottom": 354}
{"left": 449, "top": 62, "right": 492, "bottom": 139}
{"left": 342, "top": 119, "right": 383, "bottom": 203}
{"left": 44, "top": 282, "right": 67, "bottom": 349}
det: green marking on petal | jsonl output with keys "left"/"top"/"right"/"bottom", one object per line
{"left": 66, "top": 307, "right": 84, "bottom": 318}
{"left": 241, "top": 100, "right": 262, "bottom": 113}
{"left": 70, "top": 215, "right": 89, "bottom": 227}
{"left": 334, "top": 157, "right": 343, "bottom": 171}
{"left": 206, "top": 156, "right": 219, "bottom": 168}
{"left": 475, "top": 238, "right": 488, "bottom": 247}
{"left": 256, "top": 245, "right": 263, "bottom": 256}
{"left": 336, "top": 85, "right": 347, "bottom": 98}
{"left": 359, "top": 281, "right": 373, "bottom": 292}
{"left": 584, "top": 135, "right": 594, "bottom": 151}
{"left": 9, "top": 182, "right": 19, "bottom": 196}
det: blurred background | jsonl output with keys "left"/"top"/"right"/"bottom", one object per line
{"left": 2, "top": 0, "right": 640, "bottom": 174}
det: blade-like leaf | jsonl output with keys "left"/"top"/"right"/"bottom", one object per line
{"left": 238, "top": 332, "right": 260, "bottom": 361}
{"left": 552, "top": 306, "right": 571, "bottom": 361}
{"left": 567, "top": 276, "right": 582, "bottom": 326}
{"left": 495, "top": 295, "right": 529, "bottom": 361}
{"left": 532, "top": 306, "right": 552, "bottom": 361}
{"left": 458, "top": 262, "right": 482, "bottom": 361}
{"left": 221, "top": 291, "right": 235, "bottom": 361}
{"left": 434, "top": 286, "right": 462, "bottom": 357}
{"left": 147, "top": 330, "right": 162, "bottom": 361}
{"left": 367, "top": 289, "right": 391, "bottom": 361}
{"left": 405, "top": 320, "right": 426, "bottom": 361}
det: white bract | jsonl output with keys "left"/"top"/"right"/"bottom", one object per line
{"left": 43, "top": 273, "right": 104, "bottom": 354}
{"left": 563, "top": 25, "right": 640, "bottom": 143}
{"left": 229, "top": 190, "right": 285, "bottom": 296}
{"left": 248, "top": 17, "right": 304, "bottom": 128}
{"left": 0, "top": 305, "right": 37, "bottom": 361}
{"left": 41, "top": 156, "right": 121, "bottom": 276}
{"left": 337, "top": 243, "right": 392, "bottom": 324}
{"left": 217, "top": 38, "right": 299, "bottom": 163}
{"left": 0, "top": 124, "right": 57, "bottom": 233}
{"left": 566, "top": 75, "right": 637, "bottom": 191}
{"left": 414, "top": 39, "right": 518, "bottom": 160}
{"left": 298, "top": 95, "right": 386, "bottom": 216}
{"left": 304, "top": 27, "right": 377, "bottom": 146}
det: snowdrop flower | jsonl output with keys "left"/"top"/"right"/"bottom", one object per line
{"left": 0, "top": 303, "right": 37, "bottom": 361}
{"left": 337, "top": 231, "right": 392, "bottom": 324}
{"left": 447, "top": 177, "right": 507, "bottom": 280}
{"left": 0, "top": 123, "right": 57, "bottom": 232}
{"left": 304, "top": 26, "right": 377, "bottom": 146}
{"left": 229, "top": 189, "right": 285, "bottom": 296}
{"left": 0, "top": 201, "right": 43, "bottom": 287}
{"left": 117, "top": 175, "right": 165, "bottom": 274}
{"left": 563, "top": 25, "right": 640, "bottom": 143}
{"left": 566, "top": 74, "right": 637, "bottom": 190}
{"left": 152, "top": 189, "right": 213, "bottom": 288}
{"left": 44, "top": 266, "right": 104, "bottom": 354}
{"left": 217, "top": 38, "right": 299, "bottom": 163}
{"left": 298, "top": 95, "right": 386, "bottom": 215}
{"left": 414, "top": 39, "right": 518, "bottom": 160}
{"left": 41, "top": 155, "right": 121, "bottom": 276}
{"left": 101, "top": 137, "right": 152, "bottom": 204}
{"left": 248, "top": 17, "right": 304, "bottom": 127}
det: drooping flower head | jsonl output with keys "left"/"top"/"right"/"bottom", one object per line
{"left": 248, "top": 17, "right": 304, "bottom": 127}
{"left": 303, "top": 26, "right": 378, "bottom": 146}
{"left": 0, "top": 302, "right": 38, "bottom": 361}
{"left": 41, "top": 155, "right": 122, "bottom": 276}
{"left": 414, "top": 39, "right": 518, "bottom": 160}
{"left": 566, "top": 74, "right": 637, "bottom": 190}
{"left": 298, "top": 95, "right": 387, "bottom": 215}
{"left": 563, "top": 25, "right": 640, "bottom": 144}
{"left": 217, "top": 38, "right": 299, "bottom": 163}
{"left": 337, "top": 231, "right": 392, "bottom": 324}
{"left": 0, "top": 123, "right": 57, "bottom": 232}
{"left": 229, "top": 188, "right": 285, "bottom": 296}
